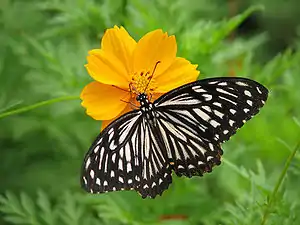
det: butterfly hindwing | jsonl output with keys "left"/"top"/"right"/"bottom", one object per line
{"left": 155, "top": 108, "right": 223, "bottom": 177}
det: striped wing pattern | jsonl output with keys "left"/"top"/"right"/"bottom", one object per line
{"left": 81, "top": 77, "right": 268, "bottom": 198}
{"left": 81, "top": 111, "right": 172, "bottom": 198}
{"left": 154, "top": 77, "right": 268, "bottom": 177}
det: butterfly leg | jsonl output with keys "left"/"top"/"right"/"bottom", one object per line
{"left": 120, "top": 99, "right": 139, "bottom": 109}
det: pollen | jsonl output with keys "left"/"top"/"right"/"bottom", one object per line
{"left": 131, "top": 70, "right": 156, "bottom": 94}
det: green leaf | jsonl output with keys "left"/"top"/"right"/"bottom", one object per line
{"left": 20, "top": 192, "right": 36, "bottom": 216}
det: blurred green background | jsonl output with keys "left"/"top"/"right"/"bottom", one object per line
{"left": 1, "top": 0, "right": 300, "bottom": 224}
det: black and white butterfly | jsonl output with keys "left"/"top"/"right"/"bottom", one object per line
{"left": 81, "top": 77, "right": 268, "bottom": 198}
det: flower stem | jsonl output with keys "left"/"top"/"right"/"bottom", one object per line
{"left": 0, "top": 95, "right": 79, "bottom": 119}
{"left": 260, "top": 141, "right": 300, "bottom": 225}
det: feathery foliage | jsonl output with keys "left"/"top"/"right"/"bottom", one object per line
{"left": 1, "top": 0, "right": 300, "bottom": 224}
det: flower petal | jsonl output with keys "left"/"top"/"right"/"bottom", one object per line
{"left": 155, "top": 57, "right": 200, "bottom": 92}
{"left": 151, "top": 92, "right": 164, "bottom": 101}
{"left": 100, "top": 103, "right": 133, "bottom": 131}
{"left": 86, "top": 49, "right": 130, "bottom": 88}
{"left": 80, "top": 81, "right": 130, "bottom": 120}
{"left": 133, "top": 29, "right": 177, "bottom": 77}
{"left": 100, "top": 119, "right": 113, "bottom": 131}
{"left": 102, "top": 26, "right": 136, "bottom": 75}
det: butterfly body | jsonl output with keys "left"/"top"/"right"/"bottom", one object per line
{"left": 137, "top": 93, "right": 158, "bottom": 125}
{"left": 81, "top": 77, "right": 268, "bottom": 198}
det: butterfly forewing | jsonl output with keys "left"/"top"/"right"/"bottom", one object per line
{"left": 81, "top": 77, "right": 268, "bottom": 198}
{"left": 154, "top": 77, "right": 268, "bottom": 143}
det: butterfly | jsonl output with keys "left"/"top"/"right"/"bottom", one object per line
{"left": 81, "top": 77, "right": 268, "bottom": 198}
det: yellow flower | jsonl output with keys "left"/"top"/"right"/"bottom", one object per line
{"left": 80, "top": 26, "right": 200, "bottom": 130}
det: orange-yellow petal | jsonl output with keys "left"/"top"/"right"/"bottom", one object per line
{"left": 86, "top": 50, "right": 129, "bottom": 88}
{"left": 101, "top": 26, "right": 136, "bottom": 75}
{"left": 80, "top": 81, "right": 130, "bottom": 120}
{"left": 151, "top": 92, "right": 164, "bottom": 101}
{"left": 133, "top": 29, "right": 177, "bottom": 77}
{"left": 155, "top": 57, "right": 200, "bottom": 92}
{"left": 100, "top": 119, "right": 114, "bottom": 131}
{"left": 100, "top": 103, "right": 134, "bottom": 131}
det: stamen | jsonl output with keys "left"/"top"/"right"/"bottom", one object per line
{"left": 130, "top": 61, "right": 160, "bottom": 95}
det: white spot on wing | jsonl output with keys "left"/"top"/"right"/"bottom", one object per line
{"left": 109, "top": 140, "right": 117, "bottom": 150}
{"left": 188, "top": 164, "right": 195, "bottom": 169}
{"left": 127, "top": 163, "right": 132, "bottom": 172}
{"left": 96, "top": 178, "right": 100, "bottom": 185}
{"left": 207, "top": 156, "right": 213, "bottom": 161}
{"left": 230, "top": 109, "right": 237, "bottom": 114}
{"left": 108, "top": 128, "right": 114, "bottom": 135}
{"left": 108, "top": 129, "right": 114, "bottom": 142}
{"left": 203, "top": 94, "right": 212, "bottom": 101}
{"left": 85, "top": 157, "right": 91, "bottom": 169}
{"left": 193, "top": 87, "right": 206, "bottom": 93}
{"left": 93, "top": 145, "right": 100, "bottom": 153}
{"left": 213, "top": 102, "right": 222, "bottom": 107}
{"left": 202, "top": 106, "right": 212, "bottom": 112}
{"left": 257, "top": 86, "right": 262, "bottom": 94}
{"left": 219, "top": 96, "right": 237, "bottom": 105}
{"left": 192, "top": 85, "right": 201, "bottom": 90}
{"left": 216, "top": 88, "right": 238, "bottom": 98}
{"left": 125, "top": 143, "right": 131, "bottom": 161}
{"left": 247, "top": 100, "right": 253, "bottom": 106}
{"left": 236, "top": 81, "right": 248, "bottom": 86}
{"left": 112, "top": 153, "right": 116, "bottom": 163}
{"left": 217, "top": 82, "right": 227, "bottom": 86}
{"left": 244, "top": 108, "right": 250, "bottom": 113}
{"left": 194, "top": 108, "right": 210, "bottom": 121}
{"left": 244, "top": 90, "right": 251, "bottom": 97}
{"left": 90, "top": 170, "right": 95, "bottom": 179}
{"left": 214, "top": 110, "right": 224, "bottom": 118}
{"left": 96, "top": 138, "right": 103, "bottom": 145}
{"left": 118, "top": 158, "right": 123, "bottom": 171}
{"left": 210, "top": 120, "right": 220, "bottom": 128}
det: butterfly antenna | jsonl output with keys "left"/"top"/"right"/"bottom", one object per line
{"left": 143, "top": 61, "right": 161, "bottom": 93}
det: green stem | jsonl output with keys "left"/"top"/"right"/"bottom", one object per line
{"left": 0, "top": 95, "right": 80, "bottom": 119}
{"left": 260, "top": 141, "right": 300, "bottom": 225}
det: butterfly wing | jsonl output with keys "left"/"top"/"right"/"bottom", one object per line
{"left": 81, "top": 110, "right": 172, "bottom": 198}
{"left": 153, "top": 77, "right": 268, "bottom": 177}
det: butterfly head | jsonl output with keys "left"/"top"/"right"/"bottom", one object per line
{"left": 136, "top": 93, "right": 148, "bottom": 103}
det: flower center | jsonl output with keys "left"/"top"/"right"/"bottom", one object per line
{"left": 130, "top": 70, "right": 156, "bottom": 95}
